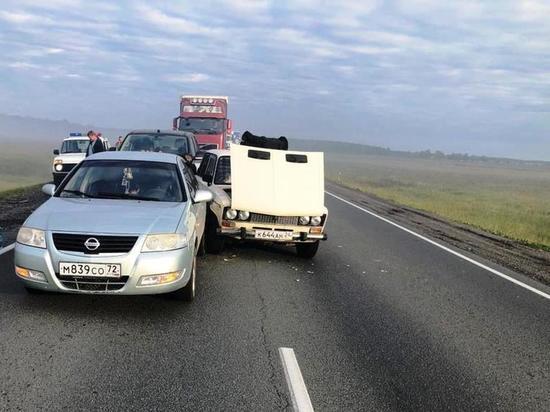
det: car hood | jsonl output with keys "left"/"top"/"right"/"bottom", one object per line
{"left": 55, "top": 153, "right": 86, "bottom": 163}
{"left": 25, "top": 197, "right": 187, "bottom": 235}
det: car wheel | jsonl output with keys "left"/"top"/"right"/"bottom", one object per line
{"left": 296, "top": 241, "right": 320, "bottom": 259}
{"left": 172, "top": 256, "right": 196, "bottom": 302}
{"left": 205, "top": 215, "right": 225, "bottom": 254}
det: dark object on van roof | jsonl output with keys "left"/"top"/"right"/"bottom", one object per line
{"left": 241, "top": 131, "right": 288, "bottom": 150}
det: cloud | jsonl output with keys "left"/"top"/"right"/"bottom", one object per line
{"left": 0, "top": 0, "right": 549, "bottom": 158}
{"left": 0, "top": 10, "right": 44, "bottom": 23}
{"left": 164, "top": 73, "right": 210, "bottom": 84}
{"left": 135, "top": 4, "right": 225, "bottom": 38}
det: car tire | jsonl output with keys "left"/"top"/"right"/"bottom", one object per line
{"left": 172, "top": 257, "right": 196, "bottom": 302}
{"left": 296, "top": 241, "right": 320, "bottom": 259}
{"left": 205, "top": 215, "right": 225, "bottom": 254}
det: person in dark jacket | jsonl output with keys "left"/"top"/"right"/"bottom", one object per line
{"left": 86, "top": 130, "right": 106, "bottom": 157}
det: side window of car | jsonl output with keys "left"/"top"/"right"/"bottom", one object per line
{"left": 197, "top": 153, "right": 211, "bottom": 177}
{"left": 214, "top": 156, "right": 231, "bottom": 185}
{"left": 204, "top": 155, "right": 217, "bottom": 182}
{"left": 182, "top": 163, "right": 199, "bottom": 198}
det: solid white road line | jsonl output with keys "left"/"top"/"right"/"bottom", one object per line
{"left": 0, "top": 243, "right": 15, "bottom": 256}
{"left": 326, "top": 191, "right": 550, "bottom": 301}
{"left": 279, "top": 347, "right": 314, "bottom": 412}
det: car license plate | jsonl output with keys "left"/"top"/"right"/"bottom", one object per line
{"left": 254, "top": 229, "right": 294, "bottom": 241}
{"left": 59, "top": 262, "right": 121, "bottom": 278}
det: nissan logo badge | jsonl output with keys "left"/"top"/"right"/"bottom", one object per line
{"left": 84, "top": 237, "right": 100, "bottom": 251}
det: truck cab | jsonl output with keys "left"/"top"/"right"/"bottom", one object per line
{"left": 173, "top": 96, "right": 232, "bottom": 150}
{"left": 52, "top": 133, "right": 90, "bottom": 186}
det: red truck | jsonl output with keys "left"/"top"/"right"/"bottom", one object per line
{"left": 172, "top": 96, "right": 233, "bottom": 149}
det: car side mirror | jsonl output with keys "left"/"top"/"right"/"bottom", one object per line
{"left": 193, "top": 189, "right": 213, "bottom": 203}
{"left": 53, "top": 149, "right": 60, "bottom": 155}
{"left": 42, "top": 183, "right": 56, "bottom": 196}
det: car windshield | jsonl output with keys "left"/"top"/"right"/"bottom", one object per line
{"left": 178, "top": 118, "right": 224, "bottom": 134}
{"left": 58, "top": 160, "right": 184, "bottom": 202}
{"left": 214, "top": 156, "right": 231, "bottom": 185}
{"left": 119, "top": 134, "right": 190, "bottom": 155}
{"left": 61, "top": 139, "right": 89, "bottom": 153}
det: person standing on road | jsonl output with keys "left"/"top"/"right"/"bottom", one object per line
{"left": 86, "top": 130, "right": 105, "bottom": 157}
{"left": 115, "top": 135, "right": 123, "bottom": 149}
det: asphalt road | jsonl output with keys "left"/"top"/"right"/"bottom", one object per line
{"left": 1, "top": 186, "right": 549, "bottom": 411}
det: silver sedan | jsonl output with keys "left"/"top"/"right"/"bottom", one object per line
{"left": 14, "top": 151, "right": 212, "bottom": 301}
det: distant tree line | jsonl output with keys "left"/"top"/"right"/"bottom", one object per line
{"left": 290, "top": 138, "right": 550, "bottom": 168}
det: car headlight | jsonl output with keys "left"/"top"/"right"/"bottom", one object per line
{"left": 137, "top": 270, "right": 182, "bottom": 287}
{"left": 141, "top": 234, "right": 188, "bottom": 252}
{"left": 15, "top": 266, "right": 47, "bottom": 282}
{"left": 299, "top": 216, "right": 310, "bottom": 225}
{"left": 225, "top": 208, "right": 237, "bottom": 220}
{"left": 310, "top": 216, "right": 322, "bottom": 226}
{"left": 54, "top": 163, "right": 63, "bottom": 171}
{"left": 238, "top": 210, "right": 250, "bottom": 221}
{"left": 16, "top": 227, "right": 46, "bottom": 249}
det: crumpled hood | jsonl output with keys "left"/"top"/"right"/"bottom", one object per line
{"left": 25, "top": 197, "right": 187, "bottom": 235}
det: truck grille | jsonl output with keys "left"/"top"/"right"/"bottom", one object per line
{"left": 52, "top": 233, "right": 138, "bottom": 254}
{"left": 56, "top": 275, "right": 129, "bottom": 291}
{"left": 249, "top": 213, "right": 299, "bottom": 226}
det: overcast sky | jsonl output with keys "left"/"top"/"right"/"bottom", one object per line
{"left": 0, "top": 0, "right": 549, "bottom": 159}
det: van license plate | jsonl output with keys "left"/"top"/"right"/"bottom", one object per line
{"left": 254, "top": 230, "right": 293, "bottom": 241}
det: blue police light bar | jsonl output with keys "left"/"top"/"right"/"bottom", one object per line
{"left": 69, "top": 132, "right": 82, "bottom": 136}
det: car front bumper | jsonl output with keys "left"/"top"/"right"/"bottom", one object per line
{"left": 14, "top": 239, "right": 194, "bottom": 295}
{"left": 219, "top": 227, "right": 327, "bottom": 243}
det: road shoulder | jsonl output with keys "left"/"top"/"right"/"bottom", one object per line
{"left": 326, "top": 180, "right": 550, "bottom": 286}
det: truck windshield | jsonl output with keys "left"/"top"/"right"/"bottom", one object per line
{"left": 61, "top": 139, "right": 89, "bottom": 153}
{"left": 179, "top": 118, "right": 224, "bottom": 134}
{"left": 119, "top": 133, "right": 190, "bottom": 155}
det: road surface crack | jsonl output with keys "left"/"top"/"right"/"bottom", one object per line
{"left": 252, "top": 259, "right": 291, "bottom": 411}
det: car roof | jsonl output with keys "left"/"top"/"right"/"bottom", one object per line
{"left": 86, "top": 150, "right": 180, "bottom": 164}
{"left": 126, "top": 129, "right": 194, "bottom": 137}
{"left": 64, "top": 137, "right": 89, "bottom": 141}
{"left": 203, "top": 149, "right": 230, "bottom": 157}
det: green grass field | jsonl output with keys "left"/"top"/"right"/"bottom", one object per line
{"left": 1, "top": 138, "right": 549, "bottom": 250}
{"left": 0, "top": 140, "right": 52, "bottom": 192}
{"left": 325, "top": 153, "right": 550, "bottom": 250}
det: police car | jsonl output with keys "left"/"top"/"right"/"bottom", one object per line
{"left": 52, "top": 133, "right": 108, "bottom": 186}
